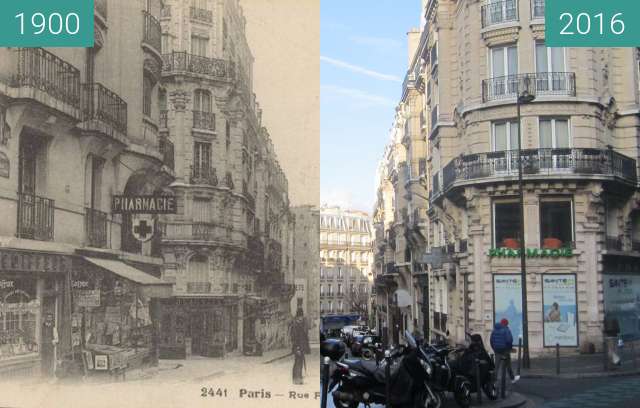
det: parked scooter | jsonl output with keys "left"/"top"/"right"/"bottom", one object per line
{"left": 328, "top": 331, "right": 444, "bottom": 408}
{"left": 421, "top": 343, "right": 473, "bottom": 408}
{"left": 449, "top": 333, "right": 498, "bottom": 400}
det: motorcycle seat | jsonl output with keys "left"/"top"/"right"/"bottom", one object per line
{"left": 343, "top": 359, "right": 387, "bottom": 383}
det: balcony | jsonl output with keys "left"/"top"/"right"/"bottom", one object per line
{"left": 531, "top": 0, "right": 544, "bottom": 19}
{"left": 7, "top": 48, "right": 81, "bottom": 109}
{"left": 159, "top": 136, "right": 175, "bottom": 170}
{"left": 193, "top": 110, "right": 215, "bottom": 131}
{"left": 80, "top": 83, "right": 128, "bottom": 138}
{"left": 632, "top": 240, "right": 640, "bottom": 252}
{"left": 17, "top": 192, "right": 55, "bottom": 241}
{"left": 190, "top": 166, "right": 218, "bottom": 185}
{"left": 159, "top": 110, "right": 168, "bottom": 129}
{"left": 482, "top": 72, "right": 576, "bottom": 102}
{"left": 190, "top": 6, "right": 213, "bottom": 23}
{"left": 606, "top": 236, "right": 623, "bottom": 251}
{"left": 142, "top": 11, "right": 161, "bottom": 54}
{"left": 432, "top": 148, "right": 637, "bottom": 200}
{"left": 85, "top": 208, "right": 108, "bottom": 248}
{"left": 481, "top": 0, "right": 518, "bottom": 28}
{"left": 160, "top": 222, "right": 240, "bottom": 245}
{"left": 162, "top": 51, "right": 235, "bottom": 81}
{"left": 187, "top": 282, "right": 212, "bottom": 294}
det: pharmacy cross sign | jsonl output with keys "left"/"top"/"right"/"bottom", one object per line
{"left": 132, "top": 216, "right": 154, "bottom": 243}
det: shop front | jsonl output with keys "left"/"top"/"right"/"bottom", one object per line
{"left": 158, "top": 297, "right": 239, "bottom": 359}
{"left": 0, "top": 249, "right": 72, "bottom": 379}
{"left": 602, "top": 255, "right": 640, "bottom": 341}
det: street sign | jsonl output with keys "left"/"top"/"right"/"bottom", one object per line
{"left": 112, "top": 195, "right": 176, "bottom": 214}
{"left": 131, "top": 215, "right": 155, "bottom": 242}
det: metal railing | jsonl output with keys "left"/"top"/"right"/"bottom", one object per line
{"left": 17, "top": 192, "right": 55, "bottom": 241}
{"left": 190, "top": 6, "right": 213, "bottom": 23}
{"left": 12, "top": 48, "right": 81, "bottom": 108}
{"left": 190, "top": 166, "right": 217, "bottom": 185}
{"left": 162, "top": 51, "right": 235, "bottom": 80}
{"left": 432, "top": 148, "right": 637, "bottom": 198}
{"left": 85, "top": 208, "right": 108, "bottom": 248}
{"left": 81, "top": 83, "right": 128, "bottom": 134}
{"left": 142, "top": 11, "right": 161, "bottom": 52}
{"left": 160, "top": 222, "right": 235, "bottom": 243}
{"left": 95, "top": 0, "right": 107, "bottom": 20}
{"left": 633, "top": 240, "right": 640, "bottom": 252}
{"left": 531, "top": 0, "right": 545, "bottom": 19}
{"left": 482, "top": 72, "right": 576, "bottom": 102}
{"left": 159, "top": 136, "right": 175, "bottom": 170}
{"left": 606, "top": 236, "right": 623, "bottom": 251}
{"left": 481, "top": 0, "right": 518, "bottom": 28}
{"left": 187, "top": 282, "right": 212, "bottom": 294}
{"left": 193, "top": 110, "right": 215, "bottom": 130}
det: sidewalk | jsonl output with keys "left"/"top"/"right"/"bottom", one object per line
{"left": 442, "top": 392, "right": 531, "bottom": 408}
{"left": 519, "top": 347, "right": 640, "bottom": 379}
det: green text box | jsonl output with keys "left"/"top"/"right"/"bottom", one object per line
{"left": 0, "top": 0, "right": 94, "bottom": 47}
{"left": 546, "top": 0, "right": 640, "bottom": 47}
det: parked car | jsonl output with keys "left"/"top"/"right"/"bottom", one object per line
{"left": 350, "top": 334, "right": 382, "bottom": 360}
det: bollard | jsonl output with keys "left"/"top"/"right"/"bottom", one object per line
{"left": 517, "top": 336, "right": 522, "bottom": 376}
{"left": 474, "top": 358, "right": 482, "bottom": 405}
{"left": 385, "top": 350, "right": 391, "bottom": 407}
{"left": 555, "top": 343, "right": 560, "bottom": 375}
{"left": 320, "top": 357, "right": 330, "bottom": 408}
{"left": 603, "top": 339, "right": 608, "bottom": 372}
{"left": 500, "top": 355, "right": 507, "bottom": 399}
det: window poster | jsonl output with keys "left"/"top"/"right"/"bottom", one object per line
{"left": 603, "top": 274, "right": 640, "bottom": 340}
{"left": 493, "top": 274, "right": 523, "bottom": 341}
{"left": 542, "top": 274, "right": 578, "bottom": 347}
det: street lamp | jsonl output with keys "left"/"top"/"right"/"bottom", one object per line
{"left": 516, "top": 75, "right": 535, "bottom": 368}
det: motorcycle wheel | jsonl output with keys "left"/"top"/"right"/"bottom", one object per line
{"left": 332, "top": 388, "right": 359, "bottom": 408}
{"left": 482, "top": 381, "right": 499, "bottom": 400}
{"left": 361, "top": 348, "right": 374, "bottom": 360}
{"left": 454, "top": 380, "right": 472, "bottom": 408}
{"left": 419, "top": 390, "right": 443, "bottom": 408}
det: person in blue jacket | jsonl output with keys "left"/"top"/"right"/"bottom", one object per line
{"left": 490, "top": 318, "right": 520, "bottom": 383}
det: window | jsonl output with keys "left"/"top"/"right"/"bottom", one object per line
{"left": 540, "top": 198, "right": 573, "bottom": 248}
{"left": 329, "top": 301, "right": 333, "bottom": 313}
{"left": 191, "top": 0, "right": 207, "bottom": 8}
{"left": 193, "top": 89, "right": 212, "bottom": 113}
{"left": 328, "top": 284, "right": 333, "bottom": 296}
{"left": 535, "top": 41, "right": 567, "bottom": 91}
{"left": 338, "top": 284, "right": 343, "bottom": 295}
{"left": 161, "top": 34, "right": 171, "bottom": 54}
{"left": 142, "top": 75, "right": 153, "bottom": 117}
{"left": 187, "top": 254, "right": 210, "bottom": 293}
{"left": 337, "top": 267, "right": 343, "bottom": 279}
{"left": 492, "top": 120, "right": 519, "bottom": 151}
{"left": 191, "top": 35, "right": 208, "bottom": 57}
{"left": 320, "top": 284, "right": 324, "bottom": 296}
{"left": 493, "top": 201, "right": 521, "bottom": 247}
{"left": 193, "top": 142, "right": 211, "bottom": 176}
{"left": 539, "top": 118, "right": 570, "bottom": 149}
{"left": 225, "top": 120, "right": 231, "bottom": 150}
{"left": 490, "top": 44, "right": 518, "bottom": 96}
{"left": 338, "top": 300, "right": 343, "bottom": 313}
{"left": 192, "top": 198, "right": 211, "bottom": 223}
{"left": 484, "top": 0, "right": 518, "bottom": 26}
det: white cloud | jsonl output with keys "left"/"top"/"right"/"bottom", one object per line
{"left": 321, "top": 84, "right": 396, "bottom": 108}
{"left": 321, "top": 188, "right": 372, "bottom": 213}
{"left": 349, "top": 35, "right": 402, "bottom": 50}
{"left": 320, "top": 56, "right": 402, "bottom": 82}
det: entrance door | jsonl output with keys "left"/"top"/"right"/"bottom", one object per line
{"left": 189, "top": 312, "right": 205, "bottom": 356}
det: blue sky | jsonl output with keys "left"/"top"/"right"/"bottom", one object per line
{"left": 320, "top": 0, "right": 421, "bottom": 213}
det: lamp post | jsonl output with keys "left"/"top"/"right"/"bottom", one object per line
{"left": 516, "top": 75, "right": 535, "bottom": 368}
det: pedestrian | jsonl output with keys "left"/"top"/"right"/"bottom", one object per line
{"left": 41, "top": 312, "right": 59, "bottom": 377}
{"left": 290, "top": 308, "right": 310, "bottom": 354}
{"left": 292, "top": 345, "right": 306, "bottom": 384}
{"left": 490, "top": 318, "right": 519, "bottom": 384}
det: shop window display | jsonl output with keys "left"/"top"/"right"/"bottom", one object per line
{"left": 0, "top": 278, "right": 39, "bottom": 360}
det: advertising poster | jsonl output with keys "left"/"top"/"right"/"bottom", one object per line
{"left": 542, "top": 274, "right": 578, "bottom": 346}
{"left": 603, "top": 274, "right": 640, "bottom": 340}
{"left": 493, "top": 274, "right": 523, "bottom": 341}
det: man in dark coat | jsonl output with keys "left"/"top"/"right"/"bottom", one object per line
{"left": 490, "top": 319, "right": 519, "bottom": 383}
{"left": 291, "top": 308, "right": 310, "bottom": 354}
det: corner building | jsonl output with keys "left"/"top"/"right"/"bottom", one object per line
{"left": 157, "top": 0, "right": 294, "bottom": 358}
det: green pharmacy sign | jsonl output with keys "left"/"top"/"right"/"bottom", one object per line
{"left": 488, "top": 247, "right": 574, "bottom": 259}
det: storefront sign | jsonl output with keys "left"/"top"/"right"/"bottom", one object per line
{"left": 111, "top": 195, "right": 176, "bottom": 214}
{"left": 0, "top": 249, "right": 72, "bottom": 273}
{"left": 493, "top": 274, "right": 523, "bottom": 340}
{"left": 542, "top": 274, "right": 578, "bottom": 347}
{"left": 75, "top": 289, "right": 101, "bottom": 307}
{"left": 0, "top": 279, "right": 14, "bottom": 289}
{"left": 603, "top": 274, "right": 640, "bottom": 340}
{"left": 488, "top": 247, "right": 574, "bottom": 258}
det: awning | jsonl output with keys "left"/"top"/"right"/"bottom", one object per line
{"left": 83, "top": 257, "right": 173, "bottom": 298}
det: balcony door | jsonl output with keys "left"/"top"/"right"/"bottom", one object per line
{"left": 193, "top": 141, "right": 211, "bottom": 178}
{"left": 492, "top": 120, "right": 520, "bottom": 173}
{"left": 539, "top": 118, "right": 571, "bottom": 170}
{"left": 490, "top": 44, "right": 518, "bottom": 97}
{"left": 18, "top": 133, "right": 52, "bottom": 240}
{"left": 535, "top": 41, "right": 566, "bottom": 92}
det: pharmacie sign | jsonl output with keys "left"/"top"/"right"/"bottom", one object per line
{"left": 111, "top": 195, "right": 176, "bottom": 214}
{"left": 488, "top": 247, "right": 574, "bottom": 259}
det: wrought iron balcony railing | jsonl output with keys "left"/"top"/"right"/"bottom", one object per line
{"left": 81, "top": 83, "right": 128, "bottom": 134}
{"left": 12, "top": 48, "right": 81, "bottom": 108}
{"left": 632, "top": 240, "right": 640, "bottom": 252}
{"left": 190, "top": 6, "right": 213, "bottom": 23}
{"left": 482, "top": 72, "right": 576, "bottom": 102}
{"left": 17, "top": 192, "right": 55, "bottom": 241}
{"left": 159, "top": 136, "right": 175, "bottom": 170}
{"left": 606, "top": 236, "right": 623, "bottom": 251}
{"left": 162, "top": 51, "right": 235, "bottom": 81}
{"left": 190, "top": 166, "right": 217, "bottom": 185}
{"left": 531, "top": 0, "right": 545, "bottom": 19}
{"left": 142, "top": 11, "right": 161, "bottom": 53}
{"left": 481, "top": 0, "right": 518, "bottom": 28}
{"left": 187, "top": 282, "right": 211, "bottom": 294}
{"left": 85, "top": 208, "right": 108, "bottom": 248}
{"left": 432, "top": 148, "right": 637, "bottom": 199}
{"left": 160, "top": 222, "right": 239, "bottom": 244}
{"left": 193, "top": 110, "right": 215, "bottom": 131}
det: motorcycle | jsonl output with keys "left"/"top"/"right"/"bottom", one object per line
{"left": 421, "top": 343, "right": 473, "bottom": 408}
{"left": 452, "top": 332, "right": 498, "bottom": 400}
{"left": 330, "top": 331, "right": 443, "bottom": 408}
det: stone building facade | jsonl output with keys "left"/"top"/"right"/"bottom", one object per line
{"left": 320, "top": 207, "right": 373, "bottom": 329}
{"left": 374, "top": 0, "right": 640, "bottom": 354}
{"left": 156, "top": 0, "right": 295, "bottom": 357}
{"left": 0, "top": 0, "right": 173, "bottom": 377}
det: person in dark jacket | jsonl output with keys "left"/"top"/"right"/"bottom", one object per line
{"left": 490, "top": 319, "right": 519, "bottom": 383}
